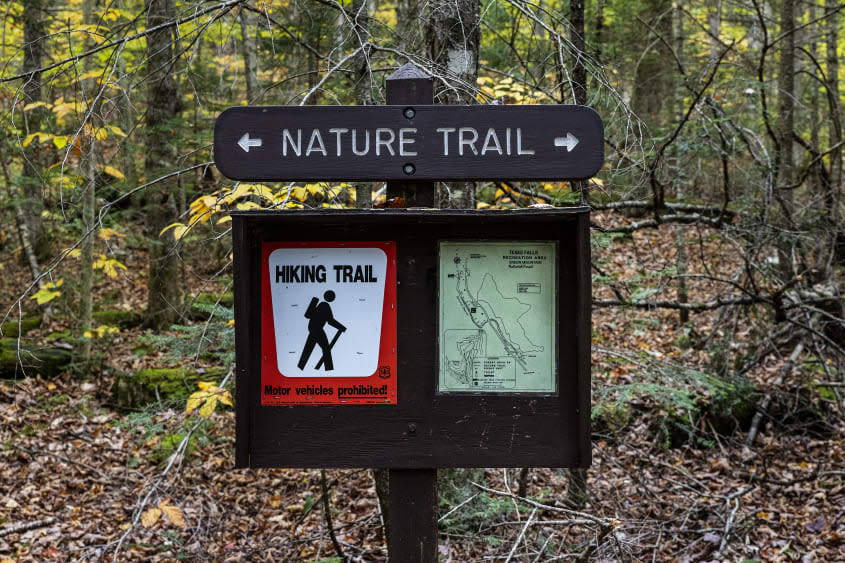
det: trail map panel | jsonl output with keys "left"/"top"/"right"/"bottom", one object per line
{"left": 438, "top": 241, "right": 557, "bottom": 394}
{"left": 260, "top": 241, "right": 397, "bottom": 405}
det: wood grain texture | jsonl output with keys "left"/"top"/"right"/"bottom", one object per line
{"left": 388, "top": 468, "right": 438, "bottom": 561}
{"left": 214, "top": 105, "right": 604, "bottom": 181}
{"left": 232, "top": 209, "right": 592, "bottom": 469}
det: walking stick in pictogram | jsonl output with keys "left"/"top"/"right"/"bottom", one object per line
{"left": 315, "top": 328, "right": 344, "bottom": 370}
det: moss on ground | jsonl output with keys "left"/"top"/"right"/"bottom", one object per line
{"left": 0, "top": 339, "right": 72, "bottom": 378}
{"left": 0, "top": 316, "right": 42, "bottom": 337}
{"left": 92, "top": 309, "right": 143, "bottom": 329}
{"left": 112, "top": 366, "right": 229, "bottom": 409}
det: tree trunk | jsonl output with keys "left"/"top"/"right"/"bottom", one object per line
{"left": 20, "top": 0, "right": 49, "bottom": 260}
{"left": 428, "top": 0, "right": 480, "bottom": 208}
{"left": 78, "top": 0, "right": 96, "bottom": 364}
{"left": 353, "top": 0, "right": 373, "bottom": 209}
{"left": 566, "top": 0, "right": 589, "bottom": 509}
{"left": 594, "top": 0, "right": 605, "bottom": 63}
{"left": 570, "top": 0, "right": 588, "bottom": 204}
{"left": 826, "top": 0, "right": 843, "bottom": 264}
{"left": 707, "top": 0, "right": 722, "bottom": 66}
{"left": 239, "top": 7, "right": 259, "bottom": 103}
{"left": 674, "top": 0, "right": 688, "bottom": 324}
{"left": 144, "top": 0, "right": 182, "bottom": 329}
{"left": 396, "top": 0, "right": 424, "bottom": 55}
{"left": 631, "top": 0, "right": 673, "bottom": 130}
{"left": 775, "top": 0, "right": 795, "bottom": 282}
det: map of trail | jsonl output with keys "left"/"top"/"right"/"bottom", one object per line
{"left": 439, "top": 242, "right": 557, "bottom": 393}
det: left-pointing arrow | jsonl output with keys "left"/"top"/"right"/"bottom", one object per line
{"left": 238, "top": 133, "right": 262, "bottom": 153}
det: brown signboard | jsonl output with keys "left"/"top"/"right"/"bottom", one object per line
{"left": 233, "top": 208, "right": 591, "bottom": 469}
{"left": 214, "top": 105, "right": 604, "bottom": 181}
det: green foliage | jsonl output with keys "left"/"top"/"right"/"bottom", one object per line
{"left": 145, "top": 303, "right": 235, "bottom": 366}
{"left": 593, "top": 355, "right": 757, "bottom": 444}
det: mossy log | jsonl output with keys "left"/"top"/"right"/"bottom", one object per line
{"left": 0, "top": 338, "right": 72, "bottom": 378}
{"left": 112, "top": 366, "right": 229, "bottom": 409}
{"left": 0, "top": 316, "right": 42, "bottom": 337}
{"left": 92, "top": 309, "right": 143, "bottom": 329}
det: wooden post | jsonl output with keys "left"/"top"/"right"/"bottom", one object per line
{"left": 386, "top": 64, "right": 435, "bottom": 208}
{"left": 385, "top": 63, "right": 438, "bottom": 562}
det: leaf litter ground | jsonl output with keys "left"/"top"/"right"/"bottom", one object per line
{"left": 1, "top": 213, "right": 843, "bottom": 561}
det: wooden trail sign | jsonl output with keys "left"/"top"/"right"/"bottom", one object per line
{"left": 227, "top": 63, "right": 596, "bottom": 563}
{"left": 214, "top": 105, "right": 604, "bottom": 181}
{"left": 233, "top": 208, "right": 592, "bottom": 469}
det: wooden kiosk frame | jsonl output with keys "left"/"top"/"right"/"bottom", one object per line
{"left": 232, "top": 208, "right": 591, "bottom": 469}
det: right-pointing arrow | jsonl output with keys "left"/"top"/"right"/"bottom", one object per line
{"left": 553, "top": 132, "right": 579, "bottom": 152}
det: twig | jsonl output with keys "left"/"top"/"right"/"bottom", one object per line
{"left": 505, "top": 507, "right": 537, "bottom": 563}
{"left": 593, "top": 295, "right": 769, "bottom": 312}
{"left": 321, "top": 469, "right": 345, "bottom": 562}
{"left": 746, "top": 342, "right": 804, "bottom": 445}
{"left": 0, "top": 517, "right": 56, "bottom": 537}
{"left": 438, "top": 492, "right": 481, "bottom": 523}
{"left": 470, "top": 482, "right": 612, "bottom": 526}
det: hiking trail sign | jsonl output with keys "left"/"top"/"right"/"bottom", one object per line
{"left": 261, "top": 241, "right": 397, "bottom": 405}
{"left": 214, "top": 105, "right": 604, "bottom": 181}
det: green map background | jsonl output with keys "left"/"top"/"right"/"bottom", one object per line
{"left": 438, "top": 241, "right": 557, "bottom": 393}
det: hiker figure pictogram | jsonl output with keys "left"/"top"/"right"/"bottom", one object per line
{"left": 297, "top": 290, "right": 346, "bottom": 371}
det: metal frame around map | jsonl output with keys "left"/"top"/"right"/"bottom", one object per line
{"left": 233, "top": 208, "right": 591, "bottom": 469}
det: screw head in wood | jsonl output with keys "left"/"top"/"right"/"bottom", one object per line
{"left": 403, "top": 107, "right": 415, "bottom": 119}
{"left": 403, "top": 163, "right": 416, "bottom": 175}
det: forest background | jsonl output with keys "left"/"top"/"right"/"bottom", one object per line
{"left": 0, "top": 0, "right": 844, "bottom": 560}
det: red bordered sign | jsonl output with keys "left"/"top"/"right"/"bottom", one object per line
{"left": 260, "top": 241, "right": 397, "bottom": 405}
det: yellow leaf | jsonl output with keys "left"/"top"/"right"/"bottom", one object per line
{"left": 198, "top": 395, "right": 218, "bottom": 418}
{"left": 104, "top": 125, "right": 127, "bottom": 137}
{"left": 290, "top": 186, "right": 308, "bottom": 201}
{"left": 23, "top": 101, "right": 49, "bottom": 111}
{"left": 158, "top": 499, "right": 186, "bottom": 528}
{"left": 160, "top": 222, "right": 188, "bottom": 240}
{"left": 216, "top": 215, "right": 232, "bottom": 225}
{"left": 186, "top": 382, "right": 232, "bottom": 417}
{"left": 67, "top": 248, "right": 81, "bottom": 258}
{"left": 189, "top": 195, "right": 217, "bottom": 216}
{"left": 235, "top": 201, "right": 261, "bottom": 210}
{"left": 141, "top": 507, "right": 161, "bottom": 528}
{"left": 53, "top": 136, "right": 68, "bottom": 149}
{"left": 31, "top": 279, "right": 63, "bottom": 305}
{"left": 52, "top": 102, "right": 76, "bottom": 119}
{"left": 22, "top": 132, "right": 39, "bottom": 147}
{"left": 78, "top": 69, "right": 102, "bottom": 81}
{"left": 185, "top": 390, "right": 209, "bottom": 414}
{"left": 218, "top": 390, "right": 233, "bottom": 407}
{"left": 98, "top": 227, "right": 125, "bottom": 241}
{"left": 101, "top": 165, "right": 125, "bottom": 180}
{"left": 93, "top": 255, "right": 128, "bottom": 278}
